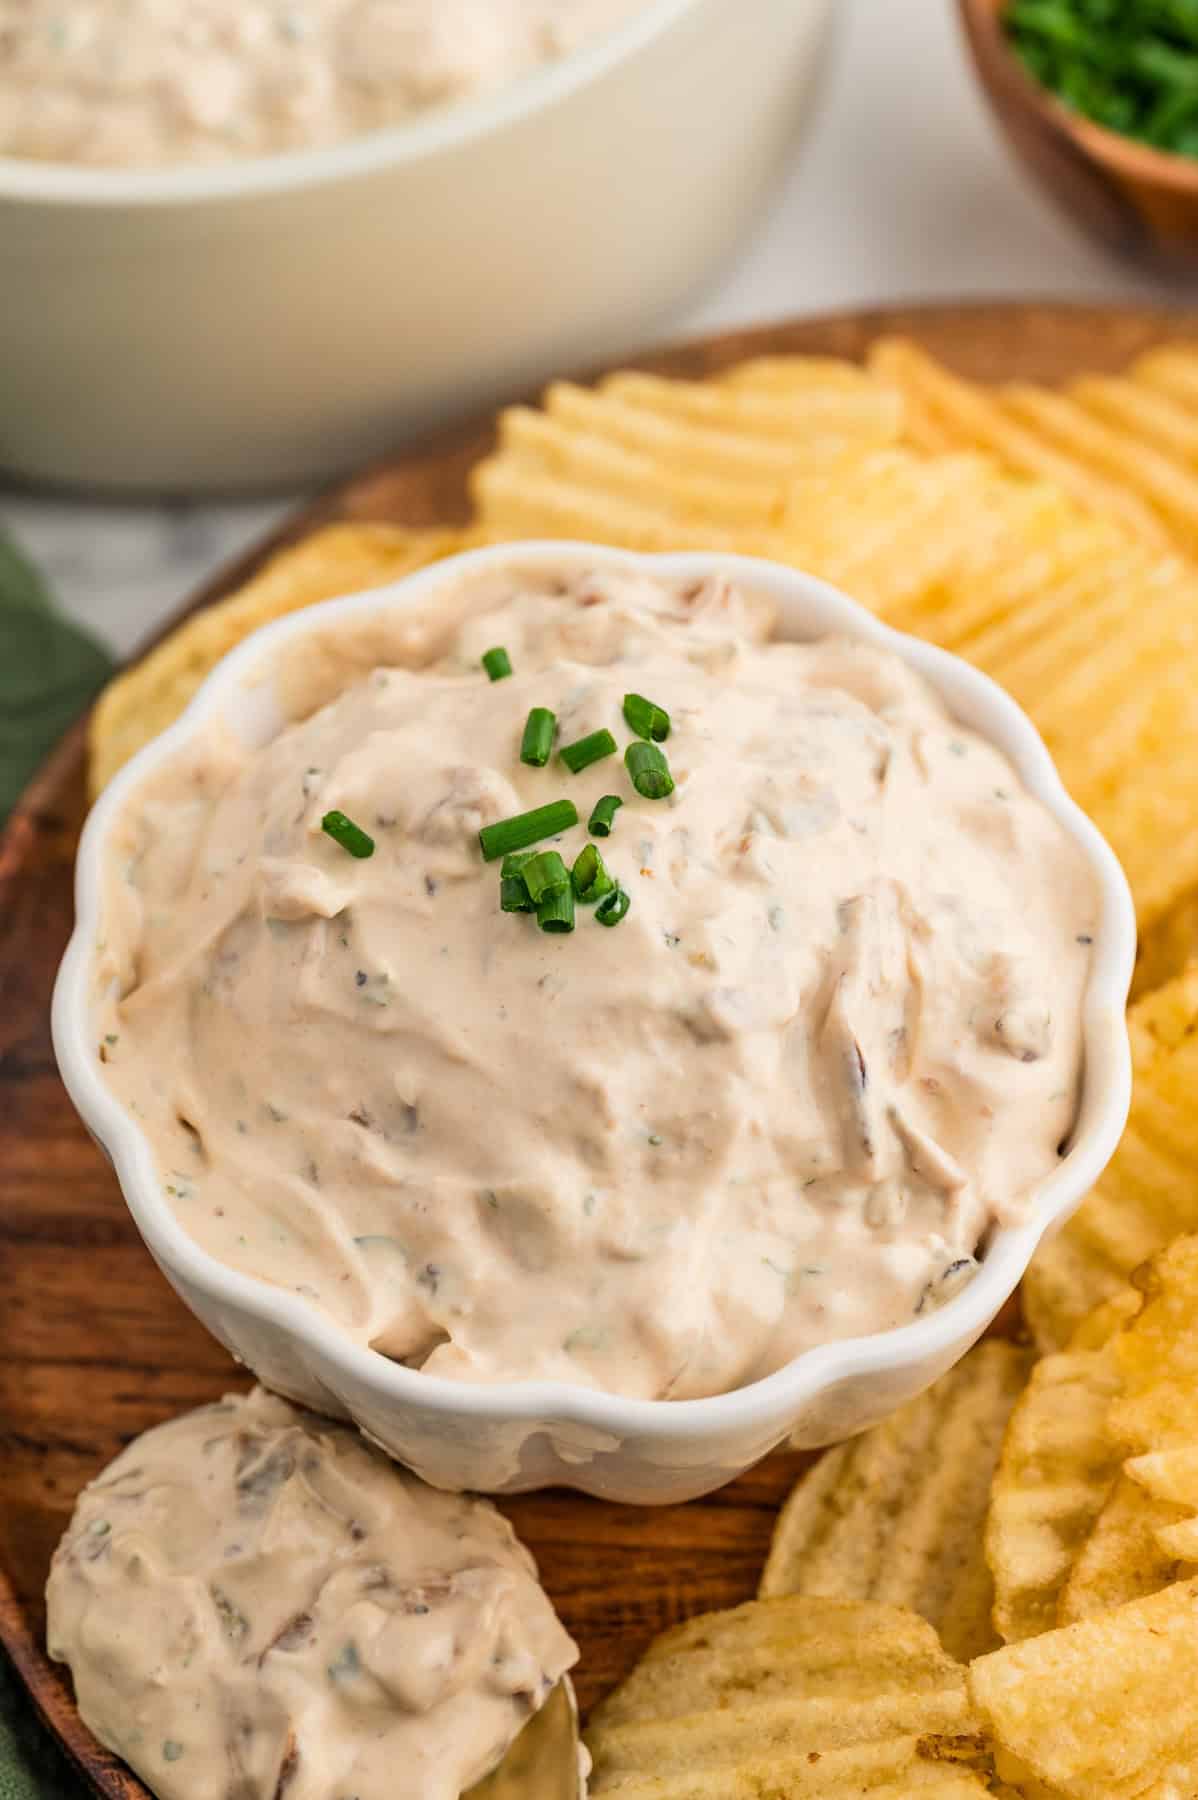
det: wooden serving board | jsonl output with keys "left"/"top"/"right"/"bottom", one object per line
{"left": 2, "top": 300, "right": 1195, "bottom": 1798}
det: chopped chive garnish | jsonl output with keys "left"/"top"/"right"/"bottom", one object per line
{"left": 520, "top": 707, "right": 557, "bottom": 767}
{"left": 479, "top": 799, "right": 578, "bottom": 861}
{"left": 595, "top": 884, "right": 631, "bottom": 927}
{"left": 624, "top": 741, "right": 674, "bottom": 799}
{"left": 481, "top": 646, "right": 512, "bottom": 681}
{"left": 321, "top": 810, "right": 375, "bottom": 858}
{"left": 501, "top": 849, "right": 536, "bottom": 878}
{"left": 522, "top": 850, "right": 570, "bottom": 905}
{"left": 559, "top": 728, "right": 617, "bottom": 774}
{"left": 623, "top": 693, "right": 671, "bottom": 742}
{"left": 588, "top": 794, "right": 623, "bottom": 837}
{"left": 537, "top": 885, "right": 576, "bottom": 934}
{"left": 500, "top": 875, "right": 533, "bottom": 913}
{"left": 572, "top": 844, "right": 616, "bottom": 904}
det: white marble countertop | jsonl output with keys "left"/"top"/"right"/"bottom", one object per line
{"left": 2, "top": 0, "right": 1186, "bottom": 659}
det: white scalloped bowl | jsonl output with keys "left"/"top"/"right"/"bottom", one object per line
{"left": 53, "top": 543, "right": 1135, "bottom": 1503}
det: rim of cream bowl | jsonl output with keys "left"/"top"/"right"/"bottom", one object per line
{"left": 52, "top": 541, "right": 1136, "bottom": 1445}
{"left": 0, "top": 0, "right": 719, "bottom": 206}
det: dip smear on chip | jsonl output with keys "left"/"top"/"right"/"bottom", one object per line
{"left": 95, "top": 562, "right": 1097, "bottom": 1400}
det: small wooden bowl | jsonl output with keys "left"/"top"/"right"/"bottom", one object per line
{"left": 960, "top": 0, "right": 1198, "bottom": 269}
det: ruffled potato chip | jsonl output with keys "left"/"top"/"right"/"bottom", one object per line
{"left": 1127, "top": 1447, "right": 1198, "bottom": 1562}
{"left": 1055, "top": 1474, "right": 1188, "bottom": 1626}
{"left": 867, "top": 338, "right": 1170, "bottom": 545}
{"left": 762, "top": 1341, "right": 1030, "bottom": 1662}
{"left": 720, "top": 354, "right": 900, "bottom": 396}
{"left": 600, "top": 369, "right": 904, "bottom": 446}
{"left": 1071, "top": 374, "right": 1198, "bottom": 481}
{"left": 970, "top": 1578, "right": 1198, "bottom": 1800}
{"left": 1111, "top": 1235, "right": 1198, "bottom": 1452}
{"left": 1023, "top": 967, "right": 1198, "bottom": 1353}
{"left": 1097, "top": 1236, "right": 1198, "bottom": 1577}
{"left": 985, "top": 1340, "right": 1125, "bottom": 1644}
{"left": 1001, "top": 382, "right": 1198, "bottom": 561}
{"left": 1133, "top": 888, "right": 1198, "bottom": 1003}
{"left": 1130, "top": 343, "right": 1198, "bottom": 413}
{"left": 585, "top": 1596, "right": 991, "bottom": 1797}
{"left": 469, "top": 355, "right": 1064, "bottom": 623}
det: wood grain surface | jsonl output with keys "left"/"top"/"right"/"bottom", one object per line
{"left": 2, "top": 301, "right": 1195, "bottom": 1798}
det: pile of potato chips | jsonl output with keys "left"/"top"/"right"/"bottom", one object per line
{"left": 587, "top": 1243, "right": 1198, "bottom": 1799}
{"left": 586, "top": 1593, "right": 992, "bottom": 1797}
{"left": 86, "top": 330, "right": 1198, "bottom": 1798}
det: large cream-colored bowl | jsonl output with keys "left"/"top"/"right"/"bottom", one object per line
{"left": 52, "top": 543, "right": 1136, "bottom": 1503}
{"left": 0, "top": 0, "right": 831, "bottom": 493}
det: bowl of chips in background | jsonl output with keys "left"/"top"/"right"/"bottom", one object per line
{"left": 54, "top": 537, "right": 1135, "bottom": 1504}
{"left": 960, "top": 0, "right": 1198, "bottom": 268}
{"left": 0, "top": 0, "right": 832, "bottom": 493}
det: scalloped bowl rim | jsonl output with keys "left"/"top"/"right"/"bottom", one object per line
{"left": 52, "top": 541, "right": 1136, "bottom": 1446}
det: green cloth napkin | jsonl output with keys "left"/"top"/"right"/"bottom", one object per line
{"left": 1, "top": 523, "right": 111, "bottom": 1793}
{"left": 0, "top": 1654, "right": 77, "bottom": 1800}
{"left": 0, "top": 528, "right": 114, "bottom": 826}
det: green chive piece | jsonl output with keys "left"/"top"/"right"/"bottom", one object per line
{"left": 588, "top": 794, "right": 623, "bottom": 837}
{"left": 559, "top": 727, "right": 618, "bottom": 774}
{"left": 522, "top": 849, "right": 570, "bottom": 905}
{"left": 572, "top": 844, "right": 616, "bottom": 905}
{"left": 537, "top": 885, "right": 575, "bottom": 934}
{"left": 321, "top": 810, "right": 375, "bottom": 858}
{"left": 479, "top": 800, "right": 578, "bottom": 862}
{"left": 520, "top": 706, "right": 557, "bottom": 767}
{"left": 623, "top": 692, "right": 671, "bottom": 742}
{"left": 501, "top": 849, "right": 536, "bottom": 878}
{"left": 624, "top": 741, "right": 674, "bottom": 800}
{"left": 481, "top": 646, "right": 512, "bottom": 681}
{"left": 500, "top": 875, "right": 533, "bottom": 913}
{"left": 595, "top": 884, "right": 631, "bottom": 927}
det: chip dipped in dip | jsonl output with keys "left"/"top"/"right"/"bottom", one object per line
{"left": 94, "top": 561, "right": 1098, "bottom": 1401}
{"left": 46, "top": 1388, "right": 578, "bottom": 1800}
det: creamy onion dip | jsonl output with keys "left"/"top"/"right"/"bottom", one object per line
{"left": 95, "top": 562, "right": 1097, "bottom": 1401}
{"left": 0, "top": 0, "right": 648, "bottom": 166}
{"left": 46, "top": 1387, "right": 577, "bottom": 1800}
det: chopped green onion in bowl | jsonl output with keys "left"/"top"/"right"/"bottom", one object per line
{"left": 571, "top": 844, "right": 616, "bottom": 904}
{"left": 625, "top": 740, "right": 674, "bottom": 800}
{"left": 595, "top": 884, "right": 631, "bottom": 927}
{"left": 321, "top": 810, "right": 375, "bottom": 858}
{"left": 500, "top": 874, "right": 534, "bottom": 913}
{"left": 588, "top": 795, "right": 623, "bottom": 837}
{"left": 559, "top": 728, "right": 618, "bottom": 774}
{"left": 520, "top": 706, "right": 557, "bottom": 766}
{"left": 479, "top": 800, "right": 578, "bottom": 862}
{"left": 1004, "top": 0, "right": 1198, "bottom": 157}
{"left": 623, "top": 692, "right": 671, "bottom": 742}
{"left": 537, "top": 885, "right": 576, "bottom": 934}
{"left": 522, "top": 849, "right": 570, "bottom": 905}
